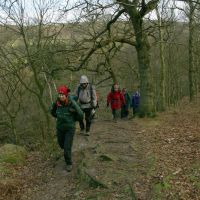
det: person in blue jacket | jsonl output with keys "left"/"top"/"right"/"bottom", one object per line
{"left": 131, "top": 91, "right": 140, "bottom": 117}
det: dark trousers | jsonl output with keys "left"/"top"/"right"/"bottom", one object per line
{"left": 79, "top": 108, "right": 92, "bottom": 132}
{"left": 57, "top": 129, "right": 75, "bottom": 165}
{"left": 112, "top": 109, "right": 121, "bottom": 120}
{"left": 121, "top": 105, "right": 129, "bottom": 118}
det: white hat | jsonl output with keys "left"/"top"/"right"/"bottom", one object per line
{"left": 80, "top": 75, "right": 89, "bottom": 84}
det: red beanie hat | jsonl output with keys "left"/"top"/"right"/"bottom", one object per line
{"left": 57, "top": 85, "right": 69, "bottom": 96}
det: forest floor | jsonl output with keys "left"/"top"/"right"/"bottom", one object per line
{"left": 1, "top": 103, "right": 200, "bottom": 200}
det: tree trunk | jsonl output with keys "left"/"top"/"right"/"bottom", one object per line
{"left": 38, "top": 97, "right": 51, "bottom": 138}
{"left": 131, "top": 16, "right": 155, "bottom": 117}
{"left": 188, "top": 0, "right": 197, "bottom": 102}
{"left": 156, "top": 8, "right": 166, "bottom": 111}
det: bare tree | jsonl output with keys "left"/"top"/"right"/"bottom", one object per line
{"left": 188, "top": 0, "right": 198, "bottom": 101}
{"left": 0, "top": 0, "right": 66, "bottom": 136}
{"left": 0, "top": 73, "right": 24, "bottom": 143}
{"left": 62, "top": 0, "right": 163, "bottom": 116}
{"left": 175, "top": 0, "right": 200, "bottom": 101}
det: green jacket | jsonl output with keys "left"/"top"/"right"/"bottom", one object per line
{"left": 124, "top": 92, "right": 131, "bottom": 107}
{"left": 51, "top": 96, "right": 83, "bottom": 131}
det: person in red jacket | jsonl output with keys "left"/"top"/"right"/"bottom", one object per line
{"left": 107, "top": 83, "right": 125, "bottom": 121}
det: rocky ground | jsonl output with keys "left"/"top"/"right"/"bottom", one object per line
{"left": 1, "top": 104, "right": 200, "bottom": 200}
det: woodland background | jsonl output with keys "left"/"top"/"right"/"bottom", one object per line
{"left": 1, "top": 1, "right": 200, "bottom": 199}
{"left": 0, "top": 0, "right": 199, "bottom": 146}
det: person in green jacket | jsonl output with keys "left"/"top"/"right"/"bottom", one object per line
{"left": 121, "top": 88, "right": 131, "bottom": 119}
{"left": 51, "top": 85, "right": 83, "bottom": 172}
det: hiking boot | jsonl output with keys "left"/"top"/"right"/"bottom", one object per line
{"left": 66, "top": 165, "right": 72, "bottom": 172}
{"left": 84, "top": 131, "right": 90, "bottom": 136}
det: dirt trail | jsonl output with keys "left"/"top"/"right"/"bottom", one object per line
{"left": 21, "top": 119, "right": 154, "bottom": 200}
{"left": 17, "top": 109, "right": 200, "bottom": 200}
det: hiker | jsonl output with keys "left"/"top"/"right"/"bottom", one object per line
{"left": 131, "top": 91, "right": 140, "bottom": 117}
{"left": 50, "top": 85, "right": 83, "bottom": 172}
{"left": 121, "top": 88, "right": 131, "bottom": 119}
{"left": 107, "top": 83, "right": 125, "bottom": 121}
{"left": 76, "top": 75, "right": 97, "bottom": 136}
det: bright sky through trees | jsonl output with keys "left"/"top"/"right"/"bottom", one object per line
{"left": 0, "top": 0, "right": 187, "bottom": 25}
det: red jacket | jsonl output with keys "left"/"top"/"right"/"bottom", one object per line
{"left": 107, "top": 91, "right": 125, "bottom": 110}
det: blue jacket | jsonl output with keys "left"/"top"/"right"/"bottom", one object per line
{"left": 131, "top": 93, "right": 140, "bottom": 108}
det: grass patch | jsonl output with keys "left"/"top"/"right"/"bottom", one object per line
{"left": 0, "top": 144, "right": 27, "bottom": 164}
{"left": 123, "top": 184, "right": 137, "bottom": 200}
{"left": 151, "top": 175, "right": 172, "bottom": 199}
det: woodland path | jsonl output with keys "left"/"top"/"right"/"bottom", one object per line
{"left": 21, "top": 119, "right": 153, "bottom": 200}
{"left": 6, "top": 107, "right": 200, "bottom": 200}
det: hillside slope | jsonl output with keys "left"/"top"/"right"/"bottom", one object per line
{"left": 1, "top": 105, "right": 200, "bottom": 200}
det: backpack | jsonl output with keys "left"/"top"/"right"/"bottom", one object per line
{"left": 77, "top": 83, "right": 99, "bottom": 108}
{"left": 68, "top": 96, "right": 84, "bottom": 121}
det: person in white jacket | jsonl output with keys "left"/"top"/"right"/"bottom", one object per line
{"left": 76, "top": 75, "right": 97, "bottom": 136}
